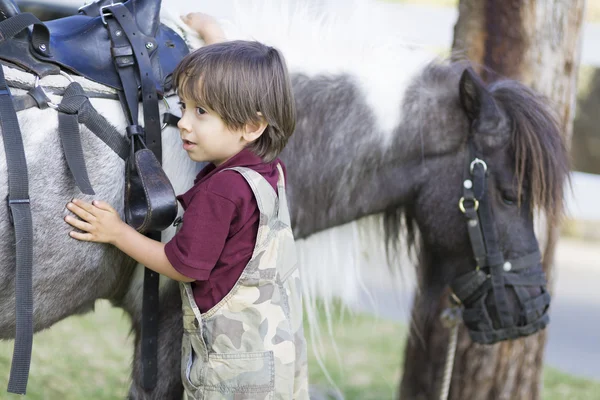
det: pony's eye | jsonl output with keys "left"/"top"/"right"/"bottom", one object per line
{"left": 501, "top": 192, "right": 518, "bottom": 206}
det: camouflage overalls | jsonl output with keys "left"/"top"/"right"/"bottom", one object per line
{"left": 180, "top": 165, "right": 309, "bottom": 399}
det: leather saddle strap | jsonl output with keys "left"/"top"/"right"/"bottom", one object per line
{"left": 104, "top": 4, "right": 162, "bottom": 390}
{"left": 12, "top": 85, "right": 50, "bottom": 112}
{"left": 0, "top": 13, "right": 44, "bottom": 396}
{"left": 162, "top": 111, "right": 180, "bottom": 128}
{"left": 57, "top": 82, "right": 95, "bottom": 195}
{"left": 105, "top": 4, "right": 162, "bottom": 160}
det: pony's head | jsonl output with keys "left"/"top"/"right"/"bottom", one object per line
{"left": 392, "top": 63, "right": 569, "bottom": 344}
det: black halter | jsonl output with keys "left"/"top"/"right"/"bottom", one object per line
{"left": 450, "top": 141, "right": 550, "bottom": 344}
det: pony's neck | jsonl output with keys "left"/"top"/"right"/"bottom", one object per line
{"left": 286, "top": 116, "right": 425, "bottom": 239}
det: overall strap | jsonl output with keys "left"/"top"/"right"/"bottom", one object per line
{"left": 275, "top": 164, "right": 291, "bottom": 227}
{"left": 180, "top": 282, "right": 203, "bottom": 322}
{"left": 224, "top": 166, "right": 278, "bottom": 220}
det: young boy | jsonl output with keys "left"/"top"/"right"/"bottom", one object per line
{"left": 64, "top": 13, "right": 308, "bottom": 399}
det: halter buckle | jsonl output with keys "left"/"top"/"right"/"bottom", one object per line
{"left": 469, "top": 158, "right": 488, "bottom": 174}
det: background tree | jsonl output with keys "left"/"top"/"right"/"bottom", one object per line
{"left": 399, "top": 1, "right": 586, "bottom": 399}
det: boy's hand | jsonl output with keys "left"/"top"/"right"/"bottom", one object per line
{"left": 65, "top": 199, "right": 126, "bottom": 245}
{"left": 181, "top": 12, "right": 226, "bottom": 44}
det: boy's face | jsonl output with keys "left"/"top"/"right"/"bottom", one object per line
{"left": 177, "top": 98, "right": 247, "bottom": 165}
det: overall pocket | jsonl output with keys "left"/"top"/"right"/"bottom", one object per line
{"left": 202, "top": 350, "right": 275, "bottom": 398}
{"left": 182, "top": 333, "right": 203, "bottom": 397}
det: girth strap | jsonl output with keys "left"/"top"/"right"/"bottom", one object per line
{"left": 1, "top": 66, "right": 33, "bottom": 396}
{"left": 0, "top": 12, "right": 52, "bottom": 395}
{"left": 0, "top": 13, "right": 43, "bottom": 395}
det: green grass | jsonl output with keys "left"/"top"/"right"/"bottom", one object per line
{"left": 544, "top": 368, "right": 600, "bottom": 400}
{"left": 0, "top": 300, "right": 598, "bottom": 399}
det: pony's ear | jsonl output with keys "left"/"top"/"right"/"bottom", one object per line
{"left": 459, "top": 67, "right": 511, "bottom": 152}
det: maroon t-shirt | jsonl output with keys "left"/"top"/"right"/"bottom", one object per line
{"left": 164, "top": 148, "right": 284, "bottom": 313}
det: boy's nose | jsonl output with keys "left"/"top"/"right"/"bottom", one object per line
{"left": 177, "top": 114, "right": 190, "bottom": 132}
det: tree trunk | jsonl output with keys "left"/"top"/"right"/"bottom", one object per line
{"left": 572, "top": 68, "right": 600, "bottom": 174}
{"left": 399, "top": 1, "right": 585, "bottom": 399}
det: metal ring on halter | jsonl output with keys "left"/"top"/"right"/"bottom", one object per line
{"left": 161, "top": 97, "right": 170, "bottom": 131}
{"left": 458, "top": 197, "right": 479, "bottom": 213}
{"left": 469, "top": 158, "right": 488, "bottom": 174}
{"left": 34, "top": 71, "right": 75, "bottom": 110}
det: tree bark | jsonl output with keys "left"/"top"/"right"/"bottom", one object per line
{"left": 399, "top": 1, "right": 585, "bottom": 399}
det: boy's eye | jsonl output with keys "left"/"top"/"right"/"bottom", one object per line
{"left": 196, "top": 107, "right": 207, "bottom": 115}
{"left": 178, "top": 101, "right": 186, "bottom": 110}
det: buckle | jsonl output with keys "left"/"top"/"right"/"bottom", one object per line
{"left": 6, "top": 195, "right": 30, "bottom": 225}
{"left": 469, "top": 158, "right": 488, "bottom": 175}
{"left": 100, "top": 2, "right": 123, "bottom": 25}
{"left": 126, "top": 125, "right": 144, "bottom": 139}
{"left": 34, "top": 71, "right": 74, "bottom": 110}
{"left": 173, "top": 216, "right": 183, "bottom": 227}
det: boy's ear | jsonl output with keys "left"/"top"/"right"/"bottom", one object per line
{"left": 242, "top": 112, "right": 268, "bottom": 143}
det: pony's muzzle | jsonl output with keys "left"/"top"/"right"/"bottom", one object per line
{"left": 450, "top": 264, "right": 550, "bottom": 344}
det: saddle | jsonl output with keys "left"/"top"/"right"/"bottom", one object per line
{"left": 0, "top": 0, "right": 187, "bottom": 232}
{"left": 0, "top": 0, "right": 188, "bottom": 93}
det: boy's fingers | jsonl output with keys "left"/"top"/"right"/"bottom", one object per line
{"left": 72, "top": 199, "right": 96, "bottom": 213}
{"left": 92, "top": 200, "right": 114, "bottom": 212}
{"left": 69, "top": 231, "right": 94, "bottom": 242}
{"left": 64, "top": 215, "right": 93, "bottom": 232}
{"left": 67, "top": 202, "right": 95, "bottom": 222}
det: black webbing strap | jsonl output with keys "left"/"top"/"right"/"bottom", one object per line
{"left": 58, "top": 82, "right": 95, "bottom": 195}
{"left": 11, "top": 84, "right": 129, "bottom": 161}
{"left": 104, "top": 5, "right": 162, "bottom": 389}
{"left": 471, "top": 159, "right": 513, "bottom": 329}
{"left": 0, "top": 13, "right": 49, "bottom": 395}
{"left": 0, "top": 67, "right": 33, "bottom": 395}
{"left": 77, "top": 99, "right": 129, "bottom": 161}
{"left": 0, "top": 13, "right": 49, "bottom": 54}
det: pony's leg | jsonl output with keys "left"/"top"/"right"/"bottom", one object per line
{"left": 124, "top": 278, "right": 183, "bottom": 400}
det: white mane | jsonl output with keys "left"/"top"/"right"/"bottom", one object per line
{"left": 162, "top": 0, "right": 435, "bottom": 138}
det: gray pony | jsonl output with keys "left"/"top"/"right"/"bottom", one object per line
{"left": 0, "top": 1, "right": 568, "bottom": 399}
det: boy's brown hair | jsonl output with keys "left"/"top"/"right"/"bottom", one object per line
{"left": 173, "top": 40, "right": 296, "bottom": 162}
